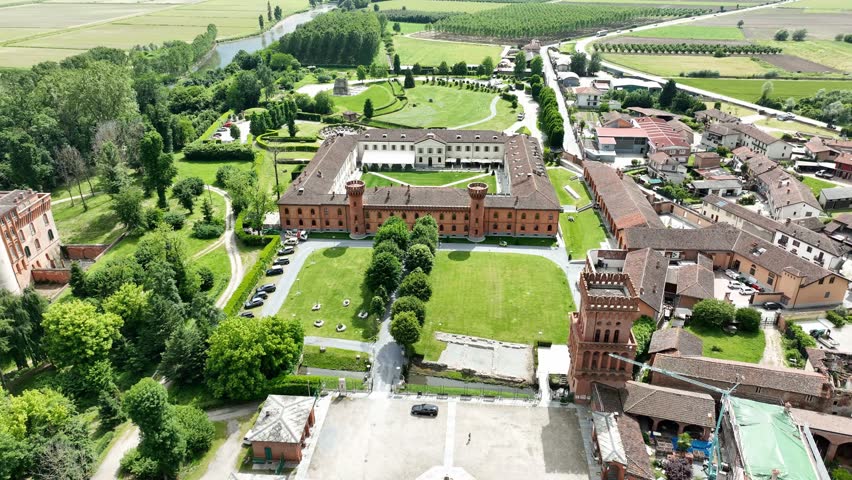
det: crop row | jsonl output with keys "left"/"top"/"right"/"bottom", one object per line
{"left": 594, "top": 42, "right": 782, "bottom": 55}
{"left": 432, "top": 4, "right": 709, "bottom": 39}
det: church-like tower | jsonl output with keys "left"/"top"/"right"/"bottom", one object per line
{"left": 467, "top": 182, "right": 487, "bottom": 242}
{"left": 345, "top": 179, "right": 365, "bottom": 239}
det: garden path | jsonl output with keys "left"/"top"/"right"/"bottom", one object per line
{"left": 209, "top": 186, "right": 243, "bottom": 309}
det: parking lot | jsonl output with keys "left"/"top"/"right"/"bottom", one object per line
{"left": 306, "top": 397, "right": 589, "bottom": 480}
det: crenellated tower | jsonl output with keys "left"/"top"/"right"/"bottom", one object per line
{"left": 467, "top": 182, "right": 487, "bottom": 242}
{"left": 346, "top": 180, "right": 366, "bottom": 239}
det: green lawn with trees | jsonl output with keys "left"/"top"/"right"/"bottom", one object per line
{"left": 277, "top": 247, "right": 380, "bottom": 341}
{"left": 380, "top": 85, "right": 505, "bottom": 128}
{"left": 631, "top": 25, "right": 746, "bottom": 40}
{"left": 301, "top": 345, "right": 371, "bottom": 371}
{"left": 393, "top": 36, "right": 502, "bottom": 67}
{"left": 333, "top": 83, "right": 397, "bottom": 114}
{"left": 415, "top": 251, "right": 574, "bottom": 360}
{"left": 684, "top": 300, "right": 766, "bottom": 363}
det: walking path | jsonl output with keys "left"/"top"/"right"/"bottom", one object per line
{"left": 210, "top": 186, "right": 243, "bottom": 309}
{"left": 92, "top": 425, "right": 140, "bottom": 480}
{"left": 451, "top": 96, "right": 499, "bottom": 129}
{"left": 759, "top": 326, "right": 785, "bottom": 368}
{"left": 305, "top": 336, "right": 372, "bottom": 353}
{"left": 504, "top": 89, "right": 540, "bottom": 139}
{"left": 52, "top": 191, "right": 101, "bottom": 205}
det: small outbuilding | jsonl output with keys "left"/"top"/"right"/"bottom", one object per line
{"left": 244, "top": 395, "right": 318, "bottom": 466}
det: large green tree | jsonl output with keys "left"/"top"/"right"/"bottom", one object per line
{"left": 390, "top": 311, "right": 420, "bottom": 346}
{"left": 692, "top": 299, "right": 736, "bottom": 329}
{"left": 365, "top": 252, "right": 402, "bottom": 295}
{"left": 373, "top": 216, "right": 410, "bottom": 251}
{"left": 139, "top": 131, "right": 176, "bottom": 208}
{"left": 112, "top": 185, "right": 146, "bottom": 233}
{"left": 42, "top": 300, "right": 123, "bottom": 369}
{"left": 398, "top": 268, "right": 432, "bottom": 301}
{"left": 227, "top": 71, "right": 262, "bottom": 111}
{"left": 404, "top": 243, "right": 434, "bottom": 273}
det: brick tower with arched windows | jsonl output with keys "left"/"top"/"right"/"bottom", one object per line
{"left": 345, "top": 180, "right": 366, "bottom": 239}
{"left": 568, "top": 272, "right": 642, "bottom": 404}
{"left": 467, "top": 182, "right": 487, "bottom": 242}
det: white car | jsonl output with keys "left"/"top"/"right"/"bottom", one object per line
{"left": 724, "top": 269, "right": 739, "bottom": 280}
{"left": 727, "top": 280, "right": 743, "bottom": 290}
{"left": 739, "top": 286, "right": 757, "bottom": 295}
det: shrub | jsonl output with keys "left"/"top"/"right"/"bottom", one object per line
{"left": 144, "top": 207, "right": 163, "bottom": 229}
{"left": 119, "top": 448, "right": 159, "bottom": 479}
{"left": 827, "top": 310, "right": 847, "bottom": 327}
{"left": 737, "top": 194, "right": 756, "bottom": 206}
{"left": 223, "top": 237, "right": 277, "bottom": 316}
{"left": 631, "top": 316, "right": 656, "bottom": 360}
{"left": 192, "top": 220, "right": 225, "bottom": 239}
{"left": 391, "top": 295, "right": 426, "bottom": 325}
{"left": 785, "top": 323, "right": 817, "bottom": 356}
{"left": 216, "top": 165, "right": 239, "bottom": 187}
{"left": 163, "top": 211, "right": 186, "bottom": 230}
{"left": 691, "top": 299, "right": 735, "bottom": 328}
{"left": 198, "top": 266, "right": 215, "bottom": 291}
{"left": 183, "top": 142, "right": 255, "bottom": 161}
{"left": 735, "top": 308, "right": 761, "bottom": 333}
{"left": 174, "top": 405, "right": 215, "bottom": 457}
{"left": 684, "top": 70, "right": 720, "bottom": 78}
{"left": 370, "top": 295, "right": 386, "bottom": 316}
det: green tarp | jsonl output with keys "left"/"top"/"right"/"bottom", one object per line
{"left": 729, "top": 397, "right": 817, "bottom": 480}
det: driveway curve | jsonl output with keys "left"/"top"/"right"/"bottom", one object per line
{"left": 206, "top": 185, "right": 243, "bottom": 309}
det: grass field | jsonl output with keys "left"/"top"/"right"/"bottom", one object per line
{"left": 381, "top": 85, "right": 500, "bottom": 128}
{"left": 703, "top": 101, "right": 756, "bottom": 118}
{"left": 463, "top": 97, "right": 519, "bottom": 132}
{"left": 52, "top": 193, "right": 123, "bottom": 245}
{"left": 685, "top": 324, "right": 765, "bottom": 364}
{"left": 755, "top": 117, "right": 839, "bottom": 138}
{"left": 301, "top": 345, "right": 370, "bottom": 371}
{"left": 393, "top": 22, "right": 426, "bottom": 35}
{"left": 194, "top": 244, "right": 231, "bottom": 300}
{"left": 547, "top": 168, "right": 591, "bottom": 207}
{"left": 415, "top": 251, "right": 574, "bottom": 360}
{"left": 174, "top": 156, "right": 252, "bottom": 186}
{"left": 759, "top": 40, "right": 852, "bottom": 73}
{"left": 393, "top": 35, "right": 502, "bottom": 67}
{"left": 787, "top": 0, "right": 851, "bottom": 11}
{"left": 373, "top": 0, "right": 504, "bottom": 13}
{"left": 631, "top": 25, "right": 745, "bottom": 40}
{"left": 560, "top": 210, "right": 607, "bottom": 259}
{"left": 603, "top": 53, "right": 773, "bottom": 77}
{"left": 361, "top": 171, "right": 498, "bottom": 191}
{"left": 277, "top": 247, "right": 380, "bottom": 341}
{"left": 678, "top": 78, "right": 852, "bottom": 102}
{"left": 333, "top": 83, "right": 397, "bottom": 114}
{"left": 801, "top": 176, "right": 837, "bottom": 196}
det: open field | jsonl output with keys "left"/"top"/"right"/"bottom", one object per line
{"left": 779, "top": 0, "right": 851, "bottom": 12}
{"left": 603, "top": 53, "right": 773, "bottom": 77}
{"left": 693, "top": 8, "right": 850, "bottom": 40}
{"left": 277, "top": 247, "right": 379, "bottom": 341}
{"left": 755, "top": 117, "right": 839, "bottom": 138}
{"left": 371, "top": 0, "right": 505, "bottom": 13}
{"left": 174, "top": 154, "right": 253, "bottom": 186}
{"left": 394, "top": 35, "right": 502, "bottom": 67}
{"left": 631, "top": 25, "right": 745, "bottom": 40}
{"left": 552, "top": 0, "right": 745, "bottom": 4}
{"left": 14, "top": 23, "right": 239, "bottom": 49}
{"left": 677, "top": 78, "right": 852, "bottom": 102}
{"left": 393, "top": 22, "right": 426, "bottom": 35}
{"left": 547, "top": 168, "right": 591, "bottom": 207}
{"left": 759, "top": 40, "right": 852, "bottom": 73}
{"left": 52, "top": 193, "right": 123, "bottom": 245}
{"left": 560, "top": 210, "right": 606, "bottom": 259}
{"left": 380, "top": 85, "right": 501, "bottom": 128}
{"left": 685, "top": 324, "right": 765, "bottom": 364}
{"left": 0, "top": 46, "right": 87, "bottom": 67}
{"left": 801, "top": 176, "right": 837, "bottom": 197}
{"left": 464, "top": 97, "right": 518, "bottom": 132}
{"left": 333, "top": 83, "right": 397, "bottom": 114}
{"left": 415, "top": 251, "right": 573, "bottom": 360}
{"left": 0, "top": 3, "right": 165, "bottom": 28}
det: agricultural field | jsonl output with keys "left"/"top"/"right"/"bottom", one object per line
{"left": 602, "top": 53, "right": 773, "bottom": 77}
{"left": 630, "top": 25, "right": 745, "bottom": 41}
{"left": 393, "top": 35, "right": 501, "bottom": 67}
{"left": 778, "top": 0, "right": 851, "bottom": 12}
{"left": 693, "top": 8, "right": 850, "bottom": 40}
{"left": 371, "top": 0, "right": 504, "bottom": 13}
{"left": 379, "top": 85, "right": 511, "bottom": 129}
{"left": 677, "top": 78, "right": 852, "bottom": 102}
{"left": 392, "top": 22, "right": 426, "bottom": 35}
{"left": 758, "top": 40, "right": 852, "bottom": 73}
{"left": 755, "top": 117, "right": 839, "bottom": 139}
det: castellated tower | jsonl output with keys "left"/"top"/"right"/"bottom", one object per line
{"left": 467, "top": 182, "right": 487, "bottom": 242}
{"left": 345, "top": 179, "right": 366, "bottom": 239}
{"left": 568, "top": 272, "right": 643, "bottom": 403}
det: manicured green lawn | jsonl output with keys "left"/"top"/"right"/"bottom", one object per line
{"left": 301, "top": 345, "right": 370, "bottom": 371}
{"left": 174, "top": 151, "right": 252, "bottom": 186}
{"left": 52, "top": 192, "right": 123, "bottom": 245}
{"left": 415, "top": 251, "right": 574, "bottom": 360}
{"left": 257, "top": 149, "right": 298, "bottom": 194}
{"left": 559, "top": 42, "right": 575, "bottom": 54}
{"left": 801, "top": 176, "right": 837, "bottom": 196}
{"left": 277, "top": 247, "right": 380, "bottom": 341}
{"left": 547, "top": 168, "right": 591, "bottom": 206}
{"left": 333, "top": 83, "right": 397, "bottom": 114}
{"left": 631, "top": 25, "right": 745, "bottom": 40}
{"left": 603, "top": 54, "right": 773, "bottom": 77}
{"left": 393, "top": 35, "right": 502, "bottom": 67}
{"left": 685, "top": 324, "right": 766, "bottom": 364}
{"left": 677, "top": 78, "right": 852, "bottom": 102}
{"left": 194, "top": 244, "right": 230, "bottom": 300}
{"left": 362, "top": 171, "right": 498, "bottom": 191}
{"left": 362, "top": 173, "right": 402, "bottom": 188}
{"left": 393, "top": 22, "right": 426, "bottom": 35}
{"left": 560, "top": 210, "right": 607, "bottom": 259}
{"left": 380, "top": 85, "right": 500, "bottom": 128}
{"left": 462, "top": 97, "right": 519, "bottom": 132}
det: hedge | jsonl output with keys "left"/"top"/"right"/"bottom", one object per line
{"left": 223, "top": 236, "right": 278, "bottom": 316}
{"left": 296, "top": 111, "right": 322, "bottom": 121}
{"left": 235, "top": 211, "right": 279, "bottom": 246}
{"left": 183, "top": 142, "right": 255, "bottom": 161}
{"left": 266, "top": 374, "right": 366, "bottom": 395}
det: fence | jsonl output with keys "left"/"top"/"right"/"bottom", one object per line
{"left": 394, "top": 384, "right": 538, "bottom": 403}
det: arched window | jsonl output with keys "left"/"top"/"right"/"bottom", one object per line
{"left": 43, "top": 214, "right": 49, "bottom": 226}
{"left": 34, "top": 239, "right": 40, "bottom": 250}
{"left": 414, "top": 213, "right": 419, "bottom": 219}
{"left": 402, "top": 213, "right": 407, "bottom": 220}
{"left": 47, "top": 230, "right": 54, "bottom": 241}
{"left": 439, "top": 213, "right": 444, "bottom": 220}
{"left": 547, "top": 225, "right": 552, "bottom": 232}
{"left": 535, "top": 213, "right": 540, "bottom": 220}
{"left": 507, "top": 212, "right": 512, "bottom": 219}
{"left": 451, "top": 214, "right": 456, "bottom": 221}
{"left": 493, "top": 212, "right": 498, "bottom": 219}
{"left": 337, "top": 208, "right": 342, "bottom": 215}
{"left": 594, "top": 329, "right": 601, "bottom": 342}
{"left": 521, "top": 213, "right": 526, "bottom": 220}
{"left": 310, "top": 209, "right": 315, "bottom": 215}
{"left": 297, "top": 208, "right": 303, "bottom": 215}
{"left": 284, "top": 208, "right": 290, "bottom": 215}
{"left": 613, "top": 330, "right": 620, "bottom": 343}
{"left": 603, "top": 330, "right": 610, "bottom": 343}
{"left": 24, "top": 246, "right": 30, "bottom": 258}
{"left": 493, "top": 224, "right": 498, "bottom": 229}
{"left": 311, "top": 220, "right": 316, "bottom": 226}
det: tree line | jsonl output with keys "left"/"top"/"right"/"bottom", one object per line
{"left": 277, "top": 10, "right": 383, "bottom": 66}
{"left": 593, "top": 42, "right": 782, "bottom": 56}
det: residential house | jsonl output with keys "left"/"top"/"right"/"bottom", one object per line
{"left": 805, "top": 137, "right": 852, "bottom": 162}
{"left": 694, "top": 108, "right": 740, "bottom": 124}
{"left": 600, "top": 111, "right": 634, "bottom": 129}
{"left": 689, "top": 179, "right": 743, "bottom": 197}
{"left": 245, "top": 395, "right": 317, "bottom": 465}
{"left": 820, "top": 186, "right": 852, "bottom": 210}
{"left": 666, "top": 119, "right": 694, "bottom": 146}
{"left": 755, "top": 165, "right": 822, "bottom": 220}
{"left": 592, "top": 79, "right": 611, "bottom": 91}
{"left": 834, "top": 152, "right": 852, "bottom": 180}
{"left": 521, "top": 39, "right": 541, "bottom": 60}
{"left": 556, "top": 71, "right": 580, "bottom": 87}
{"left": 701, "top": 194, "right": 842, "bottom": 269}
{"left": 700, "top": 123, "right": 739, "bottom": 151}
{"left": 647, "top": 152, "right": 687, "bottom": 184}
{"left": 636, "top": 117, "right": 691, "bottom": 163}
{"left": 573, "top": 86, "right": 603, "bottom": 108}
{"left": 701, "top": 123, "right": 792, "bottom": 161}
{"left": 663, "top": 253, "right": 716, "bottom": 309}
{"left": 593, "top": 128, "right": 648, "bottom": 156}
{"left": 693, "top": 152, "right": 721, "bottom": 169}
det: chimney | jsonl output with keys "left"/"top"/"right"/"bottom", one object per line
{"left": 652, "top": 285, "right": 657, "bottom": 294}
{"left": 785, "top": 218, "right": 791, "bottom": 225}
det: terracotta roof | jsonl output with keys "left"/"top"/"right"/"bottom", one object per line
{"left": 742, "top": 152, "right": 776, "bottom": 177}
{"left": 622, "top": 381, "right": 716, "bottom": 428}
{"left": 574, "top": 86, "right": 603, "bottom": 95}
{"left": 695, "top": 109, "right": 740, "bottom": 123}
{"left": 667, "top": 254, "right": 715, "bottom": 300}
{"left": 834, "top": 152, "right": 852, "bottom": 167}
{"left": 830, "top": 213, "right": 852, "bottom": 227}
{"left": 617, "top": 414, "right": 655, "bottom": 480}
{"left": 635, "top": 116, "right": 690, "bottom": 149}
{"left": 791, "top": 407, "right": 852, "bottom": 437}
{"left": 592, "top": 382, "right": 626, "bottom": 413}
{"left": 791, "top": 216, "right": 825, "bottom": 232}
{"left": 693, "top": 152, "right": 721, "bottom": 168}
{"left": 601, "top": 111, "right": 633, "bottom": 127}
{"left": 622, "top": 248, "right": 667, "bottom": 314}
{"left": 585, "top": 162, "right": 664, "bottom": 231}
{"left": 757, "top": 166, "right": 821, "bottom": 210}
{"left": 648, "top": 328, "right": 704, "bottom": 357}
{"left": 652, "top": 354, "right": 830, "bottom": 398}
{"left": 595, "top": 127, "right": 649, "bottom": 139}
{"left": 733, "top": 145, "right": 759, "bottom": 159}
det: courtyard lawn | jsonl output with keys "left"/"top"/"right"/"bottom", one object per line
{"left": 801, "top": 176, "right": 837, "bottom": 196}
{"left": 547, "top": 168, "right": 591, "bottom": 207}
{"left": 415, "top": 251, "right": 574, "bottom": 360}
{"left": 560, "top": 210, "right": 607, "bottom": 259}
{"left": 380, "top": 85, "right": 500, "bottom": 128}
{"left": 602, "top": 54, "right": 773, "bottom": 77}
{"left": 393, "top": 35, "right": 502, "bottom": 67}
{"left": 631, "top": 25, "right": 745, "bottom": 40}
{"left": 362, "top": 171, "right": 498, "bottom": 191}
{"left": 301, "top": 345, "right": 370, "bottom": 371}
{"left": 685, "top": 324, "right": 765, "bottom": 364}
{"left": 677, "top": 78, "right": 852, "bottom": 102}
{"left": 333, "top": 83, "right": 398, "bottom": 114}
{"left": 52, "top": 192, "right": 123, "bottom": 245}
{"left": 362, "top": 173, "right": 402, "bottom": 188}
{"left": 277, "top": 247, "right": 379, "bottom": 341}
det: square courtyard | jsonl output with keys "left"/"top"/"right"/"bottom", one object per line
{"left": 306, "top": 397, "right": 590, "bottom": 480}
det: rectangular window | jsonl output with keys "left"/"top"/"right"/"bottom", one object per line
{"left": 819, "top": 277, "right": 825, "bottom": 285}
{"left": 806, "top": 246, "right": 812, "bottom": 253}
{"left": 792, "top": 240, "right": 800, "bottom": 247}
{"left": 830, "top": 276, "right": 836, "bottom": 284}
{"left": 466, "top": 146, "right": 471, "bottom": 152}
{"left": 825, "top": 291, "right": 831, "bottom": 299}
{"left": 475, "top": 146, "right": 480, "bottom": 152}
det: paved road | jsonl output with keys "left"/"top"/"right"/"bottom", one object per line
{"left": 760, "top": 326, "right": 784, "bottom": 368}
{"left": 540, "top": 45, "right": 581, "bottom": 157}
{"left": 572, "top": 0, "right": 836, "bottom": 131}
{"left": 504, "top": 89, "right": 541, "bottom": 139}
{"left": 91, "top": 425, "right": 140, "bottom": 480}
{"left": 210, "top": 186, "right": 243, "bottom": 309}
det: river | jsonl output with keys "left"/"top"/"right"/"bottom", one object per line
{"left": 198, "top": 4, "right": 335, "bottom": 71}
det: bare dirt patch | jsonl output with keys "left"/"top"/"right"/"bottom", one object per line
{"left": 755, "top": 53, "right": 838, "bottom": 73}
{"left": 692, "top": 8, "right": 850, "bottom": 40}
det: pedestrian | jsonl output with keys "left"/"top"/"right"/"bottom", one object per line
{"left": 467, "top": 433, "right": 471, "bottom": 445}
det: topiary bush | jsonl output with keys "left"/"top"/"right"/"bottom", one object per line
{"left": 162, "top": 211, "right": 186, "bottom": 230}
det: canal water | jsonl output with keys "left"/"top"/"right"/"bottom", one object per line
{"left": 198, "top": 4, "right": 334, "bottom": 70}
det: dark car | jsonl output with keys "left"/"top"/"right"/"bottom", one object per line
{"left": 244, "top": 298, "right": 264, "bottom": 309}
{"left": 273, "top": 258, "right": 290, "bottom": 266}
{"left": 257, "top": 283, "right": 277, "bottom": 293}
{"left": 253, "top": 291, "right": 268, "bottom": 300}
{"left": 411, "top": 404, "right": 439, "bottom": 417}
{"left": 764, "top": 302, "right": 784, "bottom": 310}
{"left": 239, "top": 312, "right": 255, "bottom": 318}
{"left": 266, "top": 267, "right": 284, "bottom": 276}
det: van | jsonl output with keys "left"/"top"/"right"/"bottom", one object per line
{"left": 596, "top": 30, "right": 608, "bottom": 37}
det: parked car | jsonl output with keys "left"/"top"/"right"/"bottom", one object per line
{"left": 273, "top": 258, "right": 290, "bottom": 266}
{"left": 266, "top": 267, "right": 284, "bottom": 276}
{"left": 278, "top": 246, "right": 295, "bottom": 255}
{"left": 727, "top": 280, "right": 743, "bottom": 290}
{"left": 739, "top": 286, "right": 757, "bottom": 295}
{"left": 283, "top": 237, "right": 298, "bottom": 246}
{"left": 748, "top": 282, "right": 764, "bottom": 292}
{"left": 298, "top": 230, "right": 309, "bottom": 241}
{"left": 253, "top": 291, "right": 268, "bottom": 300}
{"left": 244, "top": 298, "right": 264, "bottom": 309}
{"left": 239, "top": 312, "right": 255, "bottom": 318}
{"left": 724, "top": 269, "right": 739, "bottom": 280}
{"left": 411, "top": 404, "right": 439, "bottom": 417}
{"left": 776, "top": 112, "right": 795, "bottom": 121}
{"left": 517, "top": 113, "right": 525, "bottom": 121}
{"left": 257, "top": 283, "right": 277, "bottom": 293}
{"left": 816, "top": 170, "right": 833, "bottom": 179}
{"left": 763, "top": 302, "right": 783, "bottom": 310}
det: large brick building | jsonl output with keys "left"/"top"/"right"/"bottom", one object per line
{"left": 0, "top": 190, "right": 62, "bottom": 293}
{"left": 277, "top": 130, "right": 560, "bottom": 240}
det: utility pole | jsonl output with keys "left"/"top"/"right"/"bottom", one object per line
{"left": 271, "top": 147, "right": 281, "bottom": 196}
